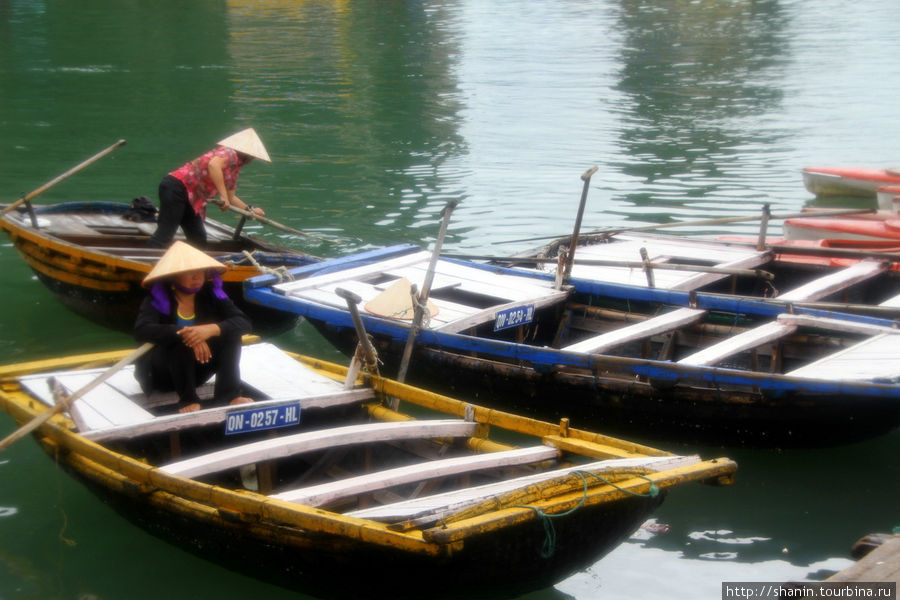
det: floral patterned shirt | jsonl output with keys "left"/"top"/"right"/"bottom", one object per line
{"left": 170, "top": 146, "right": 244, "bottom": 218}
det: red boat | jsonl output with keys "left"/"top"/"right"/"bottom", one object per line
{"left": 784, "top": 212, "right": 900, "bottom": 243}
{"left": 802, "top": 166, "right": 900, "bottom": 198}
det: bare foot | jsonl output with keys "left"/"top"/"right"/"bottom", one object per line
{"left": 229, "top": 396, "right": 253, "bottom": 406}
{"left": 178, "top": 402, "right": 201, "bottom": 413}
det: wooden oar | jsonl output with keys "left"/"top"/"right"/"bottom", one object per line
{"left": 0, "top": 342, "right": 153, "bottom": 451}
{"left": 211, "top": 199, "right": 328, "bottom": 241}
{"left": 396, "top": 199, "right": 459, "bottom": 383}
{"left": 441, "top": 253, "right": 776, "bottom": 280}
{"left": 1, "top": 139, "right": 127, "bottom": 216}
{"left": 496, "top": 207, "right": 877, "bottom": 245}
{"left": 560, "top": 165, "right": 597, "bottom": 287}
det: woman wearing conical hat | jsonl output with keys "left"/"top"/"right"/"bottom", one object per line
{"left": 135, "top": 241, "right": 253, "bottom": 413}
{"left": 148, "top": 128, "right": 271, "bottom": 248}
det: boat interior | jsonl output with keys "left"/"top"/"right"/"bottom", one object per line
{"left": 16, "top": 342, "right": 698, "bottom": 523}
{"left": 2, "top": 201, "right": 295, "bottom": 263}
{"left": 270, "top": 248, "right": 900, "bottom": 383}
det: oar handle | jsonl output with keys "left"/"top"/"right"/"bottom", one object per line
{"left": 397, "top": 199, "right": 459, "bottom": 383}
{"left": 0, "top": 342, "right": 152, "bottom": 451}
{"left": 2, "top": 139, "right": 127, "bottom": 216}
{"left": 211, "top": 199, "right": 328, "bottom": 241}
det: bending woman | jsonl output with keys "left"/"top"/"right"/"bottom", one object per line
{"left": 148, "top": 127, "right": 270, "bottom": 248}
{"left": 135, "top": 241, "right": 253, "bottom": 413}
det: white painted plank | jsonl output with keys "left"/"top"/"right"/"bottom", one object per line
{"left": 879, "top": 292, "right": 900, "bottom": 308}
{"left": 436, "top": 290, "right": 570, "bottom": 333}
{"left": 678, "top": 322, "right": 797, "bottom": 367}
{"left": 349, "top": 454, "right": 700, "bottom": 521}
{"left": 83, "top": 390, "right": 375, "bottom": 442}
{"left": 787, "top": 334, "right": 900, "bottom": 381}
{"left": 564, "top": 307, "right": 706, "bottom": 354}
{"left": 775, "top": 314, "right": 900, "bottom": 337}
{"left": 238, "top": 343, "right": 345, "bottom": 399}
{"left": 778, "top": 260, "right": 888, "bottom": 302}
{"left": 46, "top": 373, "right": 154, "bottom": 432}
{"left": 273, "top": 445, "right": 561, "bottom": 507}
{"left": 160, "top": 419, "right": 477, "bottom": 479}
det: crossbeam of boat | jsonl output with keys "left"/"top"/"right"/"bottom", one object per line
{"left": 271, "top": 445, "right": 561, "bottom": 508}
{"left": 775, "top": 259, "right": 889, "bottom": 302}
{"left": 84, "top": 391, "right": 374, "bottom": 442}
{"left": 159, "top": 419, "right": 479, "bottom": 479}
{"left": 564, "top": 307, "right": 707, "bottom": 354}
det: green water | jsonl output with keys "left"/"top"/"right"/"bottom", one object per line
{"left": 1, "top": 2, "right": 898, "bottom": 598}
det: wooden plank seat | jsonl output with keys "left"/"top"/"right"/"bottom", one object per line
{"left": 787, "top": 334, "right": 900, "bottom": 381}
{"left": 348, "top": 455, "right": 700, "bottom": 523}
{"left": 84, "top": 390, "right": 375, "bottom": 443}
{"left": 775, "top": 259, "right": 889, "bottom": 302}
{"left": 159, "top": 419, "right": 479, "bottom": 479}
{"left": 271, "top": 445, "right": 562, "bottom": 508}
{"left": 677, "top": 261, "right": 891, "bottom": 367}
{"left": 563, "top": 307, "right": 706, "bottom": 354}
{"left": 19, "top": 371, "right": 155, "bottom": 433}
{"left": 879, "top": 292, "right": 900, "bottom": 308}
{"left": 677, "top": 321, "right": 798, "bottom": 367}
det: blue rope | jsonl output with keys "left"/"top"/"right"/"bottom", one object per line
{"left": 516, "top": 471, "right": 660, "bottom": 558}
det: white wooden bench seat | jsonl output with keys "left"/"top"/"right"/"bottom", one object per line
{"left": 83, "top": 390, "right": 375, "bottom": 443}
{"left": 775, "top": 259, "right": 888, "bottom": 302}
{"left": 348, "top": 455, "right": 700, "bottom": 522}
{"left": 878, "top": 292, "right": 900, "bottom": 308}
{"left": 272, "top": 445, "right": 562, "bottom": 507}
{"left": 678, "top": 321, "right": 798, "bottom": 367}
{"left": 564, "top": 307, "right": 707, "bottom": 354}
{"left": 160, "top": 419, "right": 479, "bottom": 479}
{"left": 787, "top": 334, "right": 900, "bottom": 381}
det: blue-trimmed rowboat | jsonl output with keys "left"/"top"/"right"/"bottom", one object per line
{"left": 0, "top": 201, "right": 319, "bottom": 335}
{"left": 0, "top": 342, "right": 736, "bottom": 598}
{"left": 245, "top": 244, "right": 900, "bottom": 447}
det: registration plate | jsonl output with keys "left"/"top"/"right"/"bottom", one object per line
{"left": 494, "top": 304, "right": 535, "bottom": 331}
{"left": 225, "top": 404, "right": 301, "bottom": 435}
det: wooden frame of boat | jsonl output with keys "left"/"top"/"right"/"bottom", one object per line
{"left": 244, "top": 244, "right": 900, "bottom": 447}
{"left": 0, "top": 342, "right": 735, "bottom": 598}
{"left": 0, "top": 201, "right": 319, "bottom": 333}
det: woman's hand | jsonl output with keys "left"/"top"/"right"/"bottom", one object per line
{"left": 190, "top": 340, "right": 213, "bottom": 363}
{"left": 177, "top": 324, "right": 220, "bottom": 351}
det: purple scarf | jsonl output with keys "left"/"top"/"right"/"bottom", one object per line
{"left": 150, "top": 271, "right": 228, "bottom": 314}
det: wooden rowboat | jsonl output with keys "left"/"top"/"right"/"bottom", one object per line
{"left": 245, "top": 245, "right": 900, "bottom": 447}
{"left": 0, "top": 342, "right": 735, "bottom": 598}
{"left": 802, "top": 166, "right": 900, "bottom": 198}
{"left": 0, "top": 201, "right": 319, "bottom": 334}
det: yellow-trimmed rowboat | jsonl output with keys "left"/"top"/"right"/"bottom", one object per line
{"left": 0, "top": 201, "right": 319, "bottom": 334}
{"left": 0, "top": 342, "right": 736, "bottom": 599}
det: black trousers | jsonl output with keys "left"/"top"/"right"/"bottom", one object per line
{"left": 147, "top": 175, "right": 207, "bottom": 248}
{"left": 136, "top": 330, "right": 244, "bottom": 406}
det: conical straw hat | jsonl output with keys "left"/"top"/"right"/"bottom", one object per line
{"left": 365, "top": 277, "right": 438, "bottom": 321}
{"left": 218, "top": 127, "right": 271, "bottom": 162}
{"left": 142, "top": 241, "right": 227, "bottom": 287}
